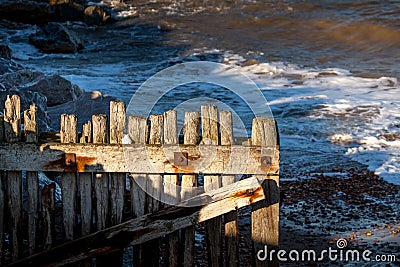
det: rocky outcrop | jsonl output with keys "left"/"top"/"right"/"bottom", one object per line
{"left": 0, "top": 44, "right": 12, "bottom": 60}
{"left": 0, "top": 58, "right": 25, "bottom": 75}
{"left": 0, "top": 70, "right": 84, "bottom": 106}
{"left": 29, "top": 22, "right": 83, "bottom": 53}
{"left": 84, "top": 5, "right": 111, "bottom": 26}
{"left": 0, "top": 1, "right": 55, "bottom": 24}
{"left": 50, "top": 0, "right": 84, "bottom": 22}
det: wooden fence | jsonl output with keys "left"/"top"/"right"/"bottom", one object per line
{"left": 0, "top": 94, "right": 280, "bottom": 266}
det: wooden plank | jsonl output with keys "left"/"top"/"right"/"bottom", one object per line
{"left": 24, "top": 104, "right": 38, "bottom": 143}
{"left": 60, "top": 114, "right": 78, "bottom": 143}
{"left": 127, "top": 116, "right": 147, "bottom": 144}
{"left": 181, "top": 111, "right": 200, "bottom": 267}
{"left": 94, "top": 173, "right": 109, "bottom": 231}
{"left": 7, "top": 171, "right": 23, "bottom": 261}
{"left": 220, "top": 110, "right": 238, "bottom": 267}
{"left": 202, "top": 105, "right": 221, "bottom": 266}
{"left": 163, "top": 110, "right": 179, "bottom": 267}
{"left": 4, "top": 95, "right": 22, "bottom": 261}
{"left": 0, "top": 171, "right": 4, "bottom": 265}
{"left": 92, "top": 114, "right": 108, "bottom": 144}
{"left": 4, "top": 95, "right": 21, "bottom": 143}
{"left": 27, "top": 171, "right": 39, "bottom": 255}
{"left": 142, "top": 114, "right": 163, "bottom": 266}
{"left": 0, "top": 143, "right": 278, "bottom": 175}
{"left": 41, "top": 183, "right": 56, "bottom": 250}
{"left": 79, "top": 173, "right": 92, "bottom": 236}
{"left": 251, "top": 118, "right": 280, "bottom": 267}
{"left": 60, "top": 114, "right": 78, "bottom": 241}
{"left": 0, "top": 115, "right": 4, "bottom": 141}
{"left": 80, "top": 121, "right": 92, "bottom": 144}
{"left": 109, "top": 101, "right": 125, "bottom": 145}
{"left": 9, "top": 176, "right": 268, "bottom": 267}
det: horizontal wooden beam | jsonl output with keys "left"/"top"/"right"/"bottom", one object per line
{"left": 8, "top": 176, "right": 278, "bottom": 267}
{"left": 0, "top": 143, "right": 279, "bottom": 175}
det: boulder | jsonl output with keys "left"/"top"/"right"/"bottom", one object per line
{"left": 0, "top": 58, "right": 25, "bottom": 76}
{"left": 84, "top": 5, "right": 111, "bottom": 26}
{"left": 50, "top": 0, "right": 84, "bottom": 22}
{"left": 0, "top": 44, "right": 12, "bottom": 60}
{"left": 0, "top": 1, "right": 54, "bottom": 24}
{"left": 29, "top": 22, "right": 83, "bottom": 53}
{"left": 0, "top": 70, "right": 85, "bottom": 106}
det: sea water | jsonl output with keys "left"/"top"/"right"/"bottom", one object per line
{"left": 5, "top": 0, "right": 399, "bottom": 184}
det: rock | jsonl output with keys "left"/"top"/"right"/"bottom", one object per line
{"left": 0, "top": 58, "right": 25, "bottom": 75}
{"left": 84, "top": 6, "right": 111, "bottom": 26}
{"left": 48, "top": 90, "right": 117, "bottom": 130}
{"left": 29, "top": 22, "right": 83, "bottom": 53}
{"left": 0, "top": 1, "right": 54, "bottom": 24}
{"left": 0, "top": 44, "right": 12, "bottom": 60}
{"left": 0, "top": 70, "right": 84, "bottom": 106}
{"left": 50, "top": 0, "right": 84, "bottom": 22}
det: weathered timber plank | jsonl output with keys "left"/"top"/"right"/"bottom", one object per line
{"left": 60, "top": 114, "right": 78, "bottom": 143}
{"left": 61, "top": 173, "right": 77, "bottom": 241}
{"left": 109, "top": 101, "right": 125, "bottom": 145}
{"left": 80, "top": 121, "right": 92, "bottom": 144}
{"left": 95, "top": 173, "right": 109, "bottom": 231}
{"left": 0, "top": 115, "right": 4, "bottom": 141}
{"left": 0, "top": 171, "right": 4, "bottom": 265}
{"left": 41, "top": 183, "right": 56, "bottom": 250}
{"left": 92, "top": 114, "right": 108, "bottom": 144}
{"left": 182, "top": 111, "right": 200, "bottom": 267}
{"left": 27, "top": 171, "right": 39, "bottom": 255}
{"left": 202, "top": 105, "right": 222, "bottom": 266}
{"left": 220, "top": 110, "right": 238, "bottom": 267}
{"left": 251, "top": 118, "right": 280, "bottom": 267}
{"left": 4, "top": 95, "right": 20, "bottom": 143}
{"left": 7, "top": 171, "right": 23, "bottom": 260}
{"left": 163, "top": 110, "right": 179, "bottom": 267}
{"left": 0, "top": 144, "right": 279, "bottom": 175}
{"left": 8, "top": 176, "right": 271, "bottom": 267}
{"left": 24, "top": 104, "right": 38, "bottom": 143}
{"left": 79, "top": 173, "right": 92, "bottom": 236}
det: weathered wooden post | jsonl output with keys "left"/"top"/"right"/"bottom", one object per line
{"left": 182, "top": 111, "right": 200, "bottom": 267}
{"left": 201, "top": 105, "right": 222, "bottom": 266}
{"left": 251, "top": 117, "right": 279, "bottom": 267}
{"left": 60, "top": 114, "right": 78, "bottom": 241}
{"left": 220, "top": 110, "right": 239, "bottom": 267}
{"left": 128, "top": 115, "right": 148, "bottom": 265}
{"left": 41, "top": 183, "right": 56, "bottom": 250}
{"left": 163, "top": 110, "right": 180, "bottom": 267}
{"left": 24, "top": 104, "right": 39, "bottom": 255}
{"left": 4, "top": 95, "right": 23, "bottom": 260}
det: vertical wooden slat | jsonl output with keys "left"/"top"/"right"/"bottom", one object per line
{"left": 110, "top": 101, "right": 125, "bottom": 144}
{"left": 24, "top": 104, "right": 38, "bottom": 143}
{"left": 181, "top": 111, "right": 200, "bottom": 267}
{"left": 92, "top": 114, "right": 108, "bottom": 144}
{"left": 4, "top": 95, "right": 21, "bottom": 142}
{"left": 41, "top": 183, "right": 56, "bottom": 250}
{"left": 141, "top": 114, "right": 163, "bottom": 266}
{"left": 220, "top": 110, "right": 239, "bottom": 267}
{"left": 60, "top": 114, "right": 78, "bottom": 241}
{"left": 60, "top": 114, "right": 78, "bottom": 143}
{"left": 201, "top": 105, "right": 222, "bottom": 266}
{"left": 128, "top": 116, "right": 147, "bottom": 266}
{"left": 0, "top": 115, "right": 4, "bottom": 141}
{"left": 0, "top": 171, "right": 4, "bottom": 265}
{"left": 80, "top": 121, "right": 92, "bottom": 144}
{"left": 163, "top": 110, "right": 180, "bottom": 267}
{"left": 4, "top": 95, "right": 22, "bottom": 261}
{"left": 27, "top": 172, "right": 39, "bottom": 255}
{"left": 79, "top": 121, "right": 92, "bottom": 236}
{"left": 251, "top": 118, "right": 279, "bottom": 267}
{"left": 24, "top": 104, "right": 39, "bottom": 255}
